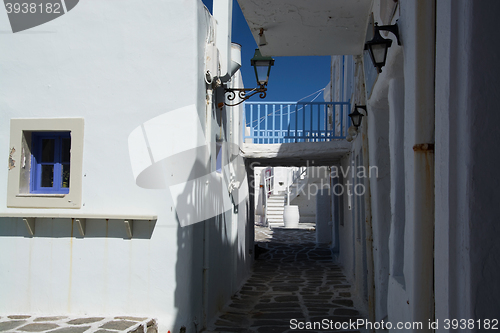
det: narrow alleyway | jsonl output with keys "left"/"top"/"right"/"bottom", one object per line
{"left": 206, "top": 226, "right": 366, "bottom": 333}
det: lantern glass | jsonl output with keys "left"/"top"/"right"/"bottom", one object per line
{"left": 251, "top": 49, "right": 274, "bottom": 87}
{"left": 254, "top": 61, "right": 271, "bottom": 85}
{"left": 369, "top": 43, "right": 388, "bottom": 66}
{"left": 348, "top": 109, "right": 364, "bottom": 128}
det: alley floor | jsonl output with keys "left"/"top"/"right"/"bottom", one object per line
{"left": 206, "top": 225, "right": 366, "bottom": 333}
{"left": 0, "top": 316, "right": 156, "bottom": 333}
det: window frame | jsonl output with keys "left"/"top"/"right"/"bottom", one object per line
{"left": 7, "top": 118, "right": 84, "bottom": 209}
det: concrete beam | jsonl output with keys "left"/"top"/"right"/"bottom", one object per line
{"left": 242, "top": 141, "right": 350, "bottom": 166}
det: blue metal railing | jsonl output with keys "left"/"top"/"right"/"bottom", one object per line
{"left": 242, "top": 101, "right": 351, "bottom": 144}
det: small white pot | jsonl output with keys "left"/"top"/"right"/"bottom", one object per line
{"left": 283, "top": 205, "right": 300, "bottom": 228}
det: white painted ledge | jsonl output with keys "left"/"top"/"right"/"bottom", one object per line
{"left": 0, "top": 212, "right": 157, "bottom": 238}
{"left": 0, "top": 212, "right": 157, "bottom": 220}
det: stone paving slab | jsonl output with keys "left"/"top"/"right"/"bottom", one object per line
{"left": 268, "top": 222, "right": 316, "bottom": 231}
{"left": 0, "top": 316, "right": 157, "bottom": 333}
{"left": 206, "top": 226, "right": 367, "bottom": 333}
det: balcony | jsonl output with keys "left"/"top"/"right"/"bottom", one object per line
{"left": 241, "top": 101, "right": 352, "bottom": 166}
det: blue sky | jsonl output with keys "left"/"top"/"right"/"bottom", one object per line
{"left": 202, "top": 0, "right": 331, "bottom": 102}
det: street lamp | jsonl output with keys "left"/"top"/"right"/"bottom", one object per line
{"left": 365, "top": 22, "right": 401, "bottom": 73}
{"left": 251, "top": 48, "right": 274, "bottom": 86}
{"left": 348, "top": 105, "right": 367, "bottom": 128}
{"left": 225, "top": 49, "right": 274, "bottom": 106}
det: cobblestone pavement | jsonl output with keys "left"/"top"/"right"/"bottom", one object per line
{"left": 0, "top": 315, "right": 157, "bottom": 333}
{"left": 206, "top": 225, "right": 366, "bottom": 333}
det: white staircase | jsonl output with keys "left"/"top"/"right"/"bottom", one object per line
{"left": 266, "top": 193, "right": 286, "bottom": 227}
{"left": 260, "top": 166, "right": 309, "bottom": 228}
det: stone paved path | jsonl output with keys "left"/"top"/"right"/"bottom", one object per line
{"left": 0, "top": 315, "right": 157, "bottom": 333}
{"left": 205, "top": 225, "right": 366, "bottom": 333}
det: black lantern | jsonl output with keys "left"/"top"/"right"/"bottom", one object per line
{"left": 365, "top": 22, "right": 401, "bottom": 73}
{"left": 225, "top": 49, "right": 275, "bottom": 106}
{"left": 251, "top": 48, "right": 274, "bottom": 87}
{"left": 349, "top": 105, "right": 368, "bottom": 128}
{"left": 348, "top": 109, "right": 364, "bottom": 128}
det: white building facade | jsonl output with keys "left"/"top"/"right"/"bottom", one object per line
{"left": 0, "top": 1, "right": 253, "bottom": 332}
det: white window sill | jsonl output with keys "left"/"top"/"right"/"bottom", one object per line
{"left": 16, "top": 194, "right": 66, "bottom": 198}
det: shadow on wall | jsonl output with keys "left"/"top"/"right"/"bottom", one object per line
{"left": 172, "top": 159, "right": 251, "bottom": 333}
{"left": 0, "top": 218, "right": 156, "bottom": 239}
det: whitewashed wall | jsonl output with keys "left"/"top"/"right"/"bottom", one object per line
{"left": 0, "top": 1, "right": 251, "bottom": 332}
{"left": 363, "top": 0, "right": 500, "bottom": 330}
{"left": 290, "top": 167, "right": 330, "bottom": 223}
{"left": 434, "top": 0, "right": 500, "bottom": 328}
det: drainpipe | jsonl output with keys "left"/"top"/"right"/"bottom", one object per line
{"left": 202, "top": 86, "right": 213, "bottom": 330}
{"left": 357, "top": 55, "right": 376, "bottom": 328}
{"left": 408, "top": 0, "right": 436, "bottom": 328}
{"left": 286, "top": 169, "right": 290, "bottom": 206}
{"left": 202, "top": 219, "right": 210, "bottom": 330}
{"left": 213, "top": 0, "right": 241, "bottom": 83}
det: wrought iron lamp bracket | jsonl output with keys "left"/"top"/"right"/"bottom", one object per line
{"left": 224, "top": 85, "right": 267, "bottom": 106}
{"left": 375, "top": 22, "right": 401, "bottom": 45}
{"left": 355, "top": 105, "right": 368, "bottom": 115}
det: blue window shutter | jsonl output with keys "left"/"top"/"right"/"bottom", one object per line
{"left": 31, "top": 132, "right": 71, "bottom": 194}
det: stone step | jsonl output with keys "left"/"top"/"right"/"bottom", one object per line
{"left": 268, "top": 196, "right": 285, "bottom": 199}
{"left": 267, "top": 193, "right": 285, "bottom": 225}
{"left": 268, "top": 197, "right": 285, "bottom": 201}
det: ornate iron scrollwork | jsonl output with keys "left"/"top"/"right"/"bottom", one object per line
{"left": 224, "top": 85, "right": 267, "bottom": 106}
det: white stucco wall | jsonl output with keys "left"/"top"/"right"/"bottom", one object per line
{"left": 271, "top": 167, "right": 287, "bottom": 194}
{"left": 287, "top": 167, "right": 326, "bottom": 222}
{"left": 290, "top": 192, "right": 316, "bottom": 222}
{"left": 435, "top": 0, "right": 500, "bottom": 328}
{"left": 252, "top": 166, "right": 265, "bottom": 223}
{"left": 364, "top": 0, "right": 500, "bottom": 329}
{"left": 434, "top": 1, "right": 472, "bottom": 325}
{"left": 336, "top": 153, "right": 353, "bottom": 275}
{"left": 0, "top": 1, "right": 251, "bottom": 332}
